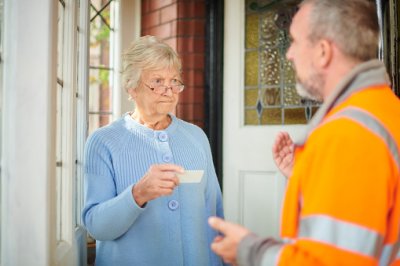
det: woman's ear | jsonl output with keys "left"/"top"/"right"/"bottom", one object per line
{"left": 128, "top": 87, "right": 137, "bottom": 100}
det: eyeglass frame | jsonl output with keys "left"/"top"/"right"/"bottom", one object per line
{"left": 141, "top": 80, "right": 185, "bottom": 95}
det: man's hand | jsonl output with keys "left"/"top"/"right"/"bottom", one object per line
{"left": 272, "top": 131, "right": 294, "bottom": 178}
{"left": 208, "top": 217, "right": 251, "bottom": 265}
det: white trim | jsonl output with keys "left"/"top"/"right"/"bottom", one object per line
{"left": 222, "top": 0, "right": 245, "bottom": 223}
{"left": 1, "top": 0, "right": 58, "bottom": 264}
{"left": 76, "top": 0, "right": 90, "bottom": 228}
{"left": 75, "top": 0, "right": 90, "bottom": 263}
{"left": 111, "top": 0, "right": 121, "bottom": 119}
{"left": 116, "top": 0, "right": 141, "bottom": 116}
{"left": 55, "top": 0, "right": 79, "bottom": 264}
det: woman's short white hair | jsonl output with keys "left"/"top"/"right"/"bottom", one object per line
{"left": 121, "top": 35, "right": 182, "bottom": 93}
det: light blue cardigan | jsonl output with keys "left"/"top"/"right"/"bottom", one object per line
{"left": 82, "top": 114, "right": 226, "bottom": 266}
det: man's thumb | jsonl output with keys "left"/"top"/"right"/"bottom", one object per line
{"left": 208, "top": 216, "right": 225, "bottom": 232}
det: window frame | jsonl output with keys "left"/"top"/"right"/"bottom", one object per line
{"left": 55, "top": 0, "right": 90, "bottom": 264}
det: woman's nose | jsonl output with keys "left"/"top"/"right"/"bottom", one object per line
{"left": 162, "top": 86, "right": 174, "bottom": 96}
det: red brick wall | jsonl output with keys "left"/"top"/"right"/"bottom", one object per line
{"left": 141, "top": 0, "right": 206, "bottom": 129}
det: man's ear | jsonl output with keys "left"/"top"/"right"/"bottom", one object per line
{"left": 317, "top": 39, "right": 332, "bottom": 68}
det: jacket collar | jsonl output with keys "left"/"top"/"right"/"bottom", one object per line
{"left": 296, "top": 59, "right": 390, "bottom": 145}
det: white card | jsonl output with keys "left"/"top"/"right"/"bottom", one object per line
{"left": 177, "top": 170, "right": 204, "bottom": 183}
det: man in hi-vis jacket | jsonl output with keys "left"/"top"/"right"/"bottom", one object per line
{"left": 209, "top": 0, "right": 400, "bottom": 265}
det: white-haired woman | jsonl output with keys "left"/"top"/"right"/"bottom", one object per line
{"left": 82, "top": 35, "right": 226, "bottom": 266}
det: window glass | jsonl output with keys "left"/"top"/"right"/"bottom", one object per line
{"left": 89, "top": 0, "right": 115, "bottom": 133}
{"left": 87, "top": 1, "right": 117, "bottom": 263}
{"left": 244, "top": 0, "right": 319, "bottom": 125}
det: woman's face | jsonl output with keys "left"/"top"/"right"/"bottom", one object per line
{"left": 129, "top": 67, "right": 182, "bottom": 118}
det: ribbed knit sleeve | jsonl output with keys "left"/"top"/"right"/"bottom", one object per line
{"left": 82, "top": 123, "right": 145, "bottom": 240}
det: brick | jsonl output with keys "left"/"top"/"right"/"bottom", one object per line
{"left": 178, "top": 86, "right": 194, "bottom": 103}
{"left": 193, "top": 121, "right": 204, "bottom": 129}
{"left": 163, "top": 37, "right": 178, "bottom": 51}
{"left": 141, "top": 28, "right": 149, "bottom": 36}
{"left": 176, "top": 102, "right": 205, "bottom": 128}
{"left": 141, "top": 11, "right": 161, "bottom": 29}
{"left": 194, "top": 1, "right": 206, "bottom": 17}
{"left": 161, "top": 3, "right": 178, "bottom": 23}
{"left": 181, "top": 69, "right": 195, "bottom": 87}
{"left": 147, "top": 23, "right": 172, "bottom": 39}
{"left": 193, "top": 38, "right": 205, "bottom": 53}
{"left": 181, "top": 54, "right": 205, "bottom": 70}
{"left": 150, "top": 0, "right": 175, "bottom": 10}
{"left": 193, "top": 103, "right": 204, "bottom": 120}
{"left": 177, "top": 2, "right": 195, "bottom": 18}
{"left": 176, "top": 37, "right": 192, "bottom": 52}
{"left": 177, "top": 37, "right": 205, "bottom": 53}
{"left": 170, "top": 20, "right": 177, "bottom": 36}
{"left": 194, "top": 70, "right": 204, "bottom": 88}
{"left": 176, "top": 103, "right": 194, "bottom": 121}
{"left": 141, "top": 0, "right": 151, "bottom": 14}
{"left": 182, "top": 70, "right": 204, "bottom": 89}
{"left": 177, "top": 19, "right": 205, "bottom": 36}
{"left": 177, "top": 2, "right": 205, "bottom": 18}
{"left": 194, "top": 88, "right": 205, "bottom": 103}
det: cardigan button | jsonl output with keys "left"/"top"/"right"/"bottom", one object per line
{"left": 168, "top": 200, "right": 179, "bottom": 210}
{"left": 162, "top": 153, "right": 172, "bottom": 162}
{"left": 158, "top": 132, "right": 168, "bottom": 142}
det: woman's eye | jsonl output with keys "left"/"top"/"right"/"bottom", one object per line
{"left": 171, "top": 79, "right": 180, "bottom": 85}
{"left": 153, "top": 78, "right": 163, "bottom": 84}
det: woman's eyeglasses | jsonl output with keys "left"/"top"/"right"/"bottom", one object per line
{"left": 142, "top": 79, "right": 185, "bottom": 94}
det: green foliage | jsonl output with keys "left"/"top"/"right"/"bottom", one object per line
{"left": 99, "top": 69, "right": 109, "bottom": 86}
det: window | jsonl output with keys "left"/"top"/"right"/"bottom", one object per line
{"left": 89, "top": 0, "right": 117, "bottom": 135}
{"left": 87, "top": 1, "right": 119, "bottom": 263}
{"left": 1, "top": 0, "right": 89, "bottom": 263}
{"left": 56, "top": 0, "right": 91, "bottom": 263}
{"left": 244, "top": 0, "right": 319, "bottom": 125}
{"left": 55, "top": 0, "right": 85, "bottom": 262}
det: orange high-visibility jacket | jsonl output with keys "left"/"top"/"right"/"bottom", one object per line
{"left": 237, "top": 60, "right": 400, "bottom": 266}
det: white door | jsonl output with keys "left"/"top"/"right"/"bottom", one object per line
{"left": 223, "top": 0, "right": 308, "bottom": 238}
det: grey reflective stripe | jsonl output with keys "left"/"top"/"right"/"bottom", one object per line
{"left": 379, "top": 245, "right": 392, "bottom": 266}
{"left": 260, "top": 244, "right": 284, "bottom": 266}
{"left": 329, "top": 106, "right": 400, "bottom": 263}
{"left": 327, "top": 106, "right": 400, "bottom": 170}
{"left": 379, "top": 243, "right": 400, "bottom": 266}
{"left": 299, "top": 215, "right": 383, "bottom": 258}
{"left": 282, "top": 237, "right": 294, "bottom": 244}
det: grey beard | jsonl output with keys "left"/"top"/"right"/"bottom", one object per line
{"left": 295, "top": 83, "right": 321, "bottom": 102}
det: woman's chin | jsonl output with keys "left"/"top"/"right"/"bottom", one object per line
{"left": 157, "top": 107, "right": 174, "bottom": 115}
{"left": 157, "top": 103, "right": 176, "bottom": 113}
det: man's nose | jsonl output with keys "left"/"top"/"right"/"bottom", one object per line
{"left": 286, "top": 45, "right": 293, "bottom": 61}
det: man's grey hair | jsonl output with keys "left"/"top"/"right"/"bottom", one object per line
{"left": 301, "top": 0, "right": 379, "bottom": 61}
{"left": 121, "top": 35, "right": 182, "bottom": 93}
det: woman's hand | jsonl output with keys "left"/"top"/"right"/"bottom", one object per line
{"left": 272, "top": 131, "right": 294, "bottom": 178}
{"left": 132, "top": 164, "right": 184, "bottom": 207}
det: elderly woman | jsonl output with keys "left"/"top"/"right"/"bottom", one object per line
{"left": 82, "top": 35, "right": 226, "bottom": 266}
